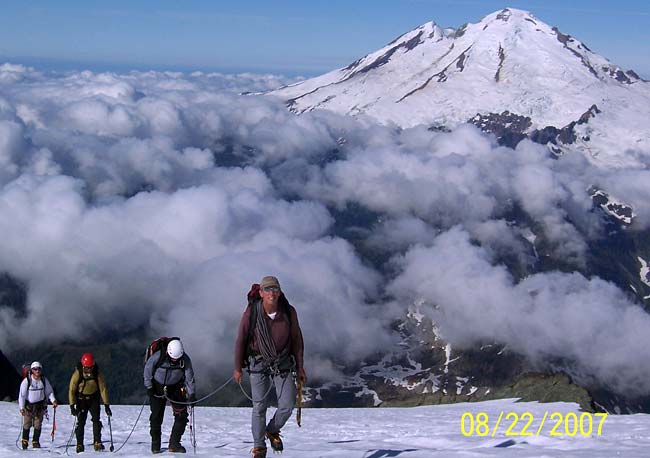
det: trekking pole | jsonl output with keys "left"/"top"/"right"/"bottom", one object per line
{"left": 108, "top": 414, "right": 114, "bottom": 452}
{"left": 296, "top": 379, "right": 303, "bottom": 427}
{"left": 189, "top": 405, "right": 197, "bottom": 454}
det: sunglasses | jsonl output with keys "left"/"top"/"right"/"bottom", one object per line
{"left": 262, "top": 286, "right": 280, "bottom": 293}
{"left": 31, "top": 368, "right": 42, "bottom": 372}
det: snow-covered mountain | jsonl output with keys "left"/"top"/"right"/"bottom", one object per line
{"left": 271, "top": 8, "right": 650, "bottom": 168}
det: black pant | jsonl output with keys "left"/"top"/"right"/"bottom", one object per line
{"left": 21, "top": 425, "right": 41, "bottom": 444}
{"left": 75, "top": 395, "right": 102, "bottom": 445}
{"left": 149, "top": 383, "right": 188, "bottom": 447}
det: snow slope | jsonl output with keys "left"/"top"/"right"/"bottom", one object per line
{"left": 0, "top": 399, "right": 648, "bottom": 457}
{"left": 271, "top": 8, "right": 650, "bottom": 168}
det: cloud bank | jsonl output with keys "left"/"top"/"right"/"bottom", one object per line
{"left": 0, "top": 63, "right": 649, "bottom": 393}
{"left": 387, "top": 228, "right": 650, "bottom": 395}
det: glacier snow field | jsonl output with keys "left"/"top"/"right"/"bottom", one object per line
{"left": 1, "top": 398, "right": 649, "bottom": 457}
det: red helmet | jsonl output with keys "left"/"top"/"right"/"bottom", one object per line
{"left": 81, "top": 353, "right": 95, "bottom": 368}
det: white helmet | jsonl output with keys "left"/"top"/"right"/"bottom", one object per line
{"left": 167, "top": 339, "right": 184, "bottom": 359}
{"left": 30, "top": 361, "right": 42, "bottom": 370}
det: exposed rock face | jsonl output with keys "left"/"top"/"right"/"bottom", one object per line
{"left": 0, "top": 274, "right": 27, "bottom": 401}
{"left": 302, "top": 308, "right": 597, "bottom": 411}
{"left": 469, "top": 111, "right": 531, "bottom": 148}
{"left": 493, "top": 373, "right": 595, "bottom": 412}
{"left": 589, "top": 187, "right": 635, "bottom": 225}
{"left": 0, "top": 349, "right": 21, "bottom": 401}
{"left": 466, "top": 104, "right": 604, "bottom": 154}
{"left": 0, "top": 273, "right": 27, "bottom": 319}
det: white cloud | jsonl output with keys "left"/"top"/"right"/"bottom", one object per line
{"left": 0, "top": 170, "right": 382, "bottom": 376}
{"left": 0, "top": 63, "right": 648, "bottom": 394}
{"left": 387, "top": 227, "right": 650, "bottom": 395}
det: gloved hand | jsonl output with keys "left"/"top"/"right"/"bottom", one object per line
{"left": 70, "top": 405, "right": 77, "bottom": 416}
{"left": 104, "top": 404, "right": 112, "bottom": 416}
{"left": 189, "top": 393, "right": 197, "bottom": 403}
{"left": 147, "top": 387, "right": 155, "bottom": 397}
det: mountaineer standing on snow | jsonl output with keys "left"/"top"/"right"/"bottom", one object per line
{"left": 233, "top": 276, "right": 306, "bottom": 458}
{"left": 18, "top": 361, "right": 58, "bottom": 450}
{"left": 144, "top": 338, "right": 196, "bottom": 454}
{"left": 69, "top": 352, "right": 111, "bottom": 452}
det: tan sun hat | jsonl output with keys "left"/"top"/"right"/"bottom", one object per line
{"left": 260, "top": 276, "right": 281, "bottom": 290}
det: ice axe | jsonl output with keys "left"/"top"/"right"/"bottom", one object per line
{"left": 50, "top": 405, "right": 57, "bottom": 444}
{"left": 296, "top": 379, "right": 303, "bottom": 427}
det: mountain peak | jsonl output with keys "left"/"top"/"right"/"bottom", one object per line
{"left": 489, "top": 7, "right": 534, "bottom": 22}
{"left": 270, "top": 9, "right": 650, "bottom": 168}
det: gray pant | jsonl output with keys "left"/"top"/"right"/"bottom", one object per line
{"left": 249, "top": 357, "right": 297, "bottom": 449}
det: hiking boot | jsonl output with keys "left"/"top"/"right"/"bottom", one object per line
{"left": 251, "top": 447, "right": 267, "bottom": 458}
{"left": 168, "top": 443, "right": 186, "bottom": 453}
{"left": 151, "top": 439, "right": 161, "bottom": 454}
{"left": 32, "top": 428, "right": 41, "bottom": 448}
{"left": 94, "top": 441, "right": 105, "bottom": 451}
{"left": 265, "top": 430, "right": 283, "bottom": 452}
{"left": 21, "top": 439, "right": 28, "bottom": 450}
{"left": 76, "top": 444, "right": 85, "bottom": 453}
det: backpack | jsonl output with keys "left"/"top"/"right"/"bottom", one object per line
{"left": 21, "top": 362, "right": 32, "bottom": 389}
{"left": 145, "top": 336, "right": 180, "bottom": 370}
{"left": 245, "top": 283, "right": 293, "bottom": 357}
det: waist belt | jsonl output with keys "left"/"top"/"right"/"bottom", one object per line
{"left": 25, "top": 400, "right": 46, "bottom": 411}
{"left": 77, "top": 391, "right": 99, "bottom": 401}
{"left": 247, "top": 353, "right": 296, "bottom": 376}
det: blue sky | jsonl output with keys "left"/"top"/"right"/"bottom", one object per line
{"left": 0, "top": 0, "right": 648, "bottom": 77}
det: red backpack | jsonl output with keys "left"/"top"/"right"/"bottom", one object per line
{"left": 144, "top": 337, "right": 180, "bottom": 368}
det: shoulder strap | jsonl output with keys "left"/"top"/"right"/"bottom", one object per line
{"left": 75, "top": 364, "right": 85, "bottom": 393}
{"left": 280, "top": 295, "right": 292, "bottom": 327}
{"left": 153, "top": 349, "right": 166, "bottom": 372}
{"left": 245, "top": 283, "right": 261, "bottom": 357}
{"left": 246, "top": 300, "right": 258, "bottom": 355}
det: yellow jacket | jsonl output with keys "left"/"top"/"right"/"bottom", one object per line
{"left": 68, "top": 367, "right": 109, "bottom": 405}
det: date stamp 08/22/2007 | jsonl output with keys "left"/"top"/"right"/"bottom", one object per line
{"left": 460, "top": 411, "right": 608, "bottom": 438}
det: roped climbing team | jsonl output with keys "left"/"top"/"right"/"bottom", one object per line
{"left": 16, "top": 275, "right": 306, "bottom": 458}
